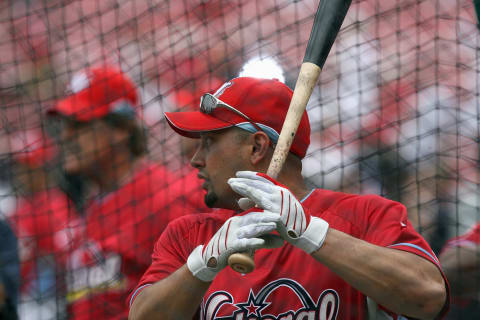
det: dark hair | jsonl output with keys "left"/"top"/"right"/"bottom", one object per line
{"left": 102, "top": 113, "right": 148, "bottom": 157}
{"left": 57, "top": 171, "right": 87, "bottom": 214}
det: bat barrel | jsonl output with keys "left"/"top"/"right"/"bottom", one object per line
{"left": 304, "top": 0, "right": 352, "bottom": 68}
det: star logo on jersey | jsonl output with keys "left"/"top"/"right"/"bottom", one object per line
{"left": 202, "top": 278, "right": 339, "bottom": 320}
{"left": 235, "top": 290, "right": 269, "bottom": 317}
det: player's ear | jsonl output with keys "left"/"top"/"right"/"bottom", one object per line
{"left": 250, "top": 132, "right": 270, "bottom": 165}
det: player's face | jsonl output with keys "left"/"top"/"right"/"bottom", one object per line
{"left": 59, "top": 119, "right": 126, "bottom": 175}
{"left": 191, "top": 128, "right": 251, "bottom": 210}
{"left": 180, "top": 136, "right": 200, "bottom": 160}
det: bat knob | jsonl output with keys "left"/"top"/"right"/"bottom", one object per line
{"left": 228, "top": 252, "right": 255, "bottom": 274}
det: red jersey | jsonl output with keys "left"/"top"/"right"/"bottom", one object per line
{"left": 441, "top": 223, "right": 480, "bottom": 318}
{"left": 130, "top": 189, "right": 448, "bottom": 320}
{"left": 9, "top": 188, "right": 81, "bottom": 292}
{"left": 66, "top": 162, "right": 204, "bottom": 320}
{"left": 443, "top": 223, "right": 480, "bottom": 248}
{"left": 162, "top": 166, "right": 208, "bottom": 213}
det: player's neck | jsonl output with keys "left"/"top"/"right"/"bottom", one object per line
{"left": 91, "top": 154, "right": 142, "bottom": 194}
{"left": 285, "top": 179, "right": 311, "bottom": 202}
{"left": 275, "top": 161, "right": 311, "bottom": 201}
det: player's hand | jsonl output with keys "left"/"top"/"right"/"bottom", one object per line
{"left": 228, "top": 171, "right": 329, "bottom": 254}
{"left": 187, "top": 211, "right": 284, "bottom": 282}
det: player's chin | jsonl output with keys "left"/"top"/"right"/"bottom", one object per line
{"left": 204, "top": 191, "right": 219, "bottom": 208}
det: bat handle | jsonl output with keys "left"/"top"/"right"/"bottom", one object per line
{"left": 228, "top": 249, "right": 255, "bottom": 273}
{"left": 228, "top": 63, "right": 321, "bottom": 275}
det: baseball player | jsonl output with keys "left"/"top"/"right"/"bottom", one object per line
{"left": 47, "top": 65, "right": 206, "bottom": 319}
{"left": 439, "top": 223, "right": 480, "bottom": 319}
{"left": 129, "top": 77, "right": 449, "bottom": 320}
{"left": 8, "top": 132, "right": 79, "bottom": 300}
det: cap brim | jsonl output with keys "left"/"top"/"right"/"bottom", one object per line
{"left": 47, "top": 96, "right": 78, "bottom": 118}
{"left": 47, "top": 95, "right": 109, "bottom": 122}
{"left": 164, "top": 111, "right": 234, "bottom": 138}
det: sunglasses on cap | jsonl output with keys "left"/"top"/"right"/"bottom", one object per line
{"left": 199, "top": 93, "right": 268, "bottom": 138}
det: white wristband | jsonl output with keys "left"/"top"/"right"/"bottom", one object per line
{"left": 295, "top": 217, "right": 329, "bottom": 254}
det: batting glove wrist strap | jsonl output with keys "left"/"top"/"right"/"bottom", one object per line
{"left": 187, "top": 245, "right": 218, "bottom": 282}
{"left": 295, "top": 216, "right": 329, "bottom": 254}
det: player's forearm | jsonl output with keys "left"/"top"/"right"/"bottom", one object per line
{"left": 312, "top": 228, "right": 446, "bottom": 319}
{"left": 129, "top": 264, "right": 210, "bottom": 320}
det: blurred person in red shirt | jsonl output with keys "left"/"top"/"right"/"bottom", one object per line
{"left": 47, "top": 65, "right": 205, "bottom": 319}
{"left": 440, "top": 223, "right": 480, "bottom": 319}
{"left": 8, "top": 130, "right": 80, "bottom": 317}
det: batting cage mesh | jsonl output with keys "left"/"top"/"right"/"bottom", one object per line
{"left": 0, "top": 0, "right": 478, "bottom": 319}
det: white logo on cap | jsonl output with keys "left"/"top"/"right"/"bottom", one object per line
{"left": 213, "top": 81, "right": 233, "bottom": 97}
{"left": 69, "top": 72, "right": 90, "bottom": 93}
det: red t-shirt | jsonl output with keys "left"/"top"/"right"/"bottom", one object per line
{"left": 444, "top": 224, "right": 480, "bottom": 248}
{"left": 130, "top": 189, "right": 449, "bottom": 320}
{"left": 159, "top": 166, "right": 208, "bottom": 214}
{"left": 66, "top": 162, "right": 205, "bottom": 320}
{"left": 441, "top": 223, "right": 480, "bottom": 314}
{"left": 9, "top": 188, "right": 81, "bottom": 292}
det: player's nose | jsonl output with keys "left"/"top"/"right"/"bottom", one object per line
{"left": 60, "top": 125, "right": 74, "bottom": 142}
{"left": 190, "top": 145, "right": 205, "bottom": 169}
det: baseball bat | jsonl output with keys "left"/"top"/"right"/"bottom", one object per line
{"left": 228, "top": 0, "right": 352, "bottom": 274}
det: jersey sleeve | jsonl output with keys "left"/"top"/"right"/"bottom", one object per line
{"left": 360, "top": 195, "right": 441, "bottom": 266}
{"left": 127, "top": 215, "right": 196, "bottom": 308}
{"left": 358, "top": 195, "right": 450, "bottom": 319}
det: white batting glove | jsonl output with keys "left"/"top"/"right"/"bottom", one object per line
{"left": 228, "top": 171, "right": 329, "bottom": 254}
{"left": 187, "top": 211, "right": 284, "bottom": 282}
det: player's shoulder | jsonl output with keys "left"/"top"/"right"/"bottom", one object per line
{"left": 158, "top": 209, "right": 235, "bottom": 248}
{"left": 306, "top": 189, "right": 407, "bottom": 230}
{"left": 135, "top": 161, "right": 178, "bottom": 185}
{"left": 306, "top": 188, "right": 400, "bottom": 212}
{"left": 166, "top": 209, "right": 235, "bottom": 234}
{"left": 109, "top": 161, "right": 178, "bottom": 202}
{"left": 13, "top": 189, "right": 69, "bottom": 215}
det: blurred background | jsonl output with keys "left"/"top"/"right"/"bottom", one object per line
{"left": 0, "top": 0, "right": 478, "bottom": 319}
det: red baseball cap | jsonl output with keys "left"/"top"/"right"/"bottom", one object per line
{"left": 47, "top": 65, "right": 138, "bottom": 122}
{"left": 11, "top": 131, "right": 56, "bottom": 167}
{"left": 164, "top": 77, "right": 310, "bottom": 158}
